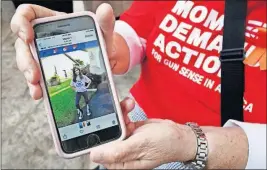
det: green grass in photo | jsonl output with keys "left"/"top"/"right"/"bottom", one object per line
{"left": 49, "top": 87, "right": 95, "bottom": 128}
{"left": 48, "top": 79, "right": 72, "bottom": 96}
{"left": 50, "top": 88, "right": 76, "bottom": 127}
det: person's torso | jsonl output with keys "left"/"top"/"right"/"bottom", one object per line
{"left": 74, "top": 76, "right": 87, "bottom": 92}
{"left": 131, "top": 1, "right": 267, "bottom": 126}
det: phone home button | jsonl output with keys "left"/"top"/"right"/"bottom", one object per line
{"left": 87, "top": 134, "right": 100, "bottom": 147}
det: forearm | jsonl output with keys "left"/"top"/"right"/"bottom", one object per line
{"left": 202, "top": 126, "right": 248, "bottom": 169}
{"left": 71, "top": 86, "right": 75, "bottom": 91}
{"left": 111, "top": 32, "right": 131, "bottom": 74}
{"left": 113, "top": 20, "right": 146, "bottom": 75}
{"left": 86, "top": 80, "right": 91, "bottom": 88}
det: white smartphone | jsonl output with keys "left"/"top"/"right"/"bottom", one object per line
{"left": 29, "top": 11, "right": 126, "bottom": 159}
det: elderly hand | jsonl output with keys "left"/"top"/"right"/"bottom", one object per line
{"left": 90, "top": 114, "right": 197, "bottom": 169}
{"left": 10, "top": 3, "right": 129, "bottom": 100}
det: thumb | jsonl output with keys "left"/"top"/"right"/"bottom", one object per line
{"left": 96, "top": 3, "right": 115, "bottom": 57}
{"left": 10, "top": 4, "right": 65, "bottom": 43}
{"left": 90, "top": 138, "right": 139, "bottom": 164}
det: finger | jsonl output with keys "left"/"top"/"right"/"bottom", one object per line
{"left": 10, "top": 4, "right": 64, "bottom": 42}
{"left": 90, "top": 138, "right": 139, "bottom": 164}
{"left": 27, "top": 81, "right": 43, "bottom": 100}
{"left": 120, "top": 97, "right": 143, "bottom": 137}
{"left": 126, "top": 121, "right": 145, "bottom": 137}
{"left": 96, "top": 3, "right": 115, "bottom": 57}
{"left": 109, "top": 59, "right": 117, "bottom": 70}
{"left": 126, "top": 119, "right": 170, "bottom": 137}
{"left": 120, "top": 97, "right": 135, "bottom": 125}
{"left": 15, "top": 38, "right": 40, "bottom": 84}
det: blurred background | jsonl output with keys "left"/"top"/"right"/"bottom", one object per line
{"left": 1, "top": 1, "right": 139, "bottom": 169}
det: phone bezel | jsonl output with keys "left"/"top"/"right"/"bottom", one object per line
{"left": 30, "top": 12, "right": 126, "bottom": 158}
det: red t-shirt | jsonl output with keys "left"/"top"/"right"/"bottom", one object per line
{"left": 120, "top": 1, "right": 267, "bottom": 126}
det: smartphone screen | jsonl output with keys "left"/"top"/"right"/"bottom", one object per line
{"left": 33, "top": 16, "right": 121, "bottom": 153}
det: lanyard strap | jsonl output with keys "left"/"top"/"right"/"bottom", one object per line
{"left": 220, "top": 0, "right": 248, "bottom": 126}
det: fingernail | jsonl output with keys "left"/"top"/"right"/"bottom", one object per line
{"left": 24, "top": 69, "right": 33, "bottom": 82}
{"left": 126, "top": 98, "right": 134, "bottom": 105}
{"left": 109, "top": 60, "right": 116, "bottom": 69}
{"left": 18, "top": 31, "right": 27, "bottom": 42}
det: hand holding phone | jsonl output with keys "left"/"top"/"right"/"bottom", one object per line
{"left": 11, "top": 4, "right": 120, "bottom": 99}
{"left": 10, "top": 4, "right": 131, "bottom": 158}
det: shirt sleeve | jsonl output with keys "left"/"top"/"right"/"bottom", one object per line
{"left": 114, "top": 20, "right": 146, "bottom": 73}
{"left": 223, "top": 120, "right": 267, "bottom": 169}
{"left": 113, "top": 1, "right": 157, "bottom": 74}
